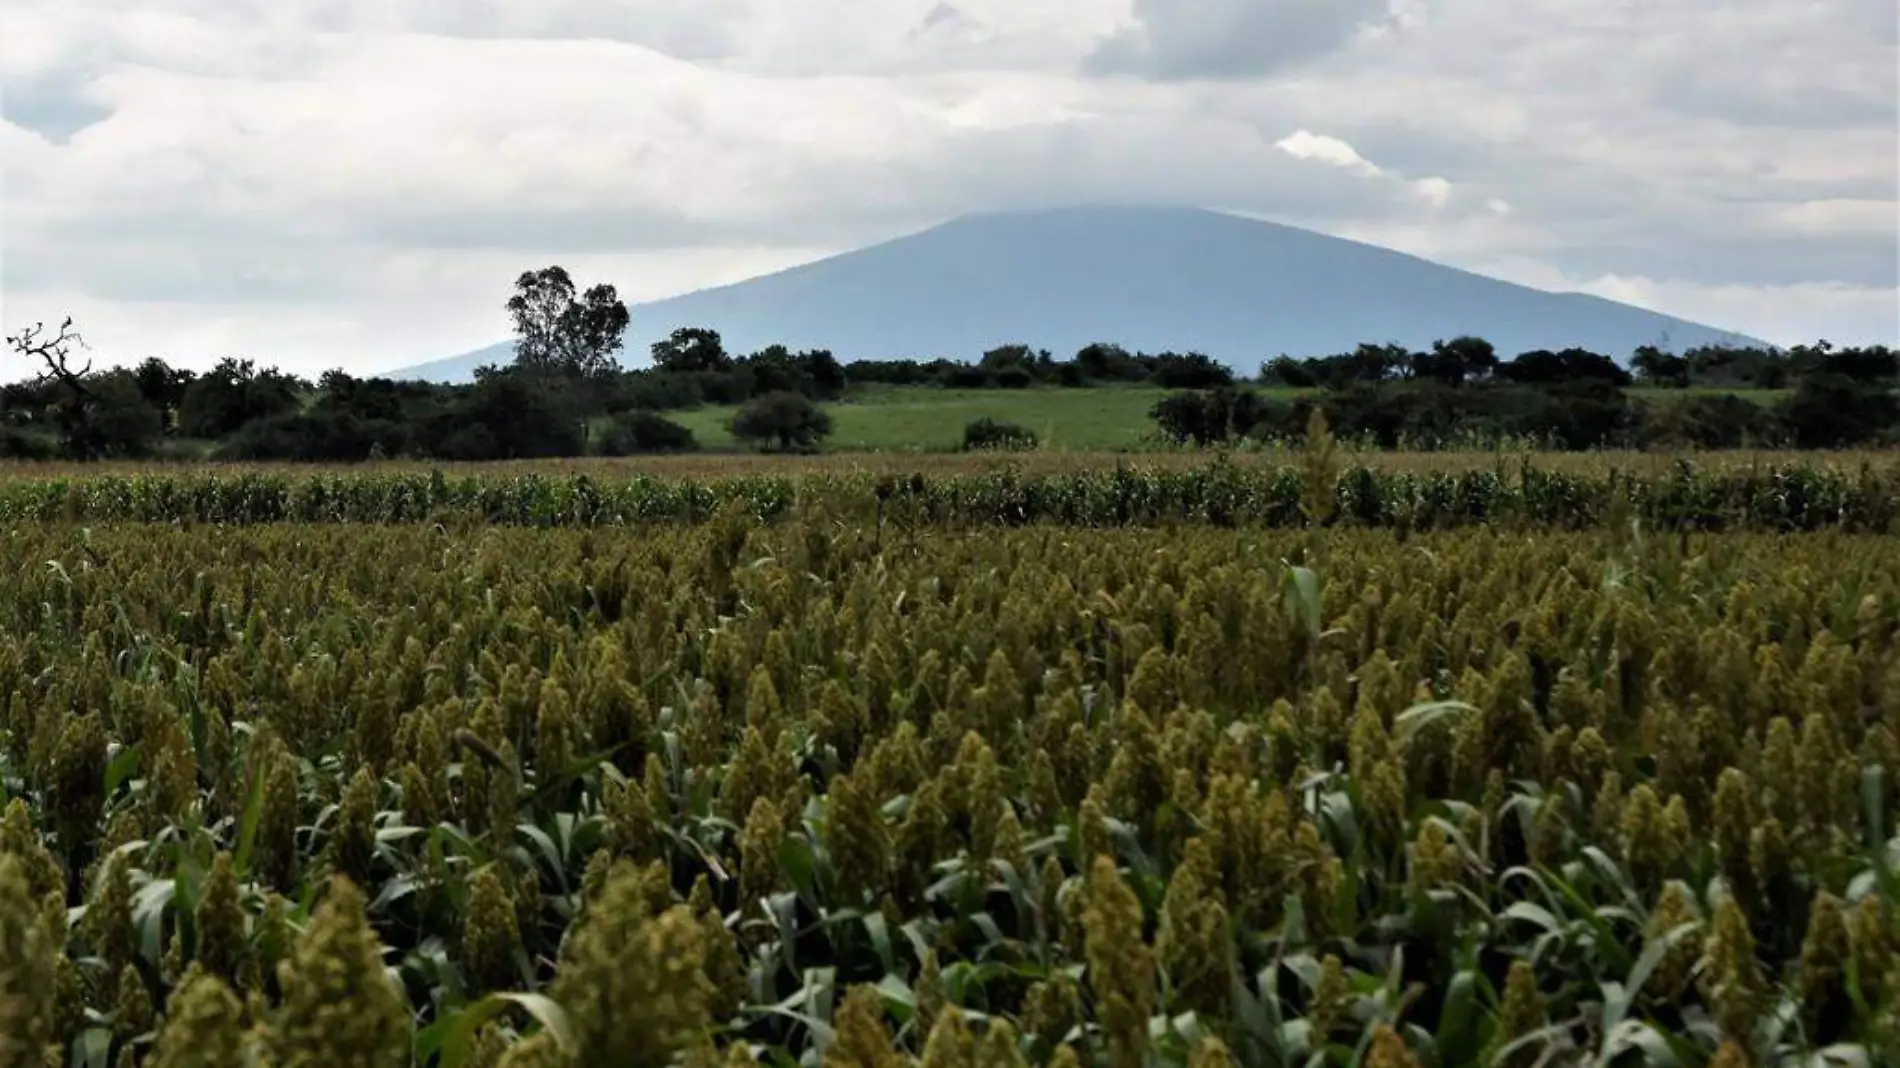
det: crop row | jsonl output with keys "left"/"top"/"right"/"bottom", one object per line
{"left": 2, "top": 458, "right": 1900, "bottom": 530}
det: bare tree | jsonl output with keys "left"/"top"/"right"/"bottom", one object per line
{"left": 6, "top": 316, "right": 99, "bottom": 455}
{"left": 8, "top": 316, "right": 92, "bottom": 390}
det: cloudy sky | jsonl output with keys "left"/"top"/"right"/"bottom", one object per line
{"left": 3, "top": 0, "right": 1896, "bottom": 375}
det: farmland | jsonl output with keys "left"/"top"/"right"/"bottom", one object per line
{"left": 0, "top": 451, "right": 1895, "bottom": 1067}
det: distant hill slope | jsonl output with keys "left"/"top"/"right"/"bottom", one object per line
{"left": 390, "top": 206, "right": 1761, "bottom": 382}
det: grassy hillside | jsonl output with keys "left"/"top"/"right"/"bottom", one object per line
{"left": 668, "top": 384, "right": 1786, "bottom": 452}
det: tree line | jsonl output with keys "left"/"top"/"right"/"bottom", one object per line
{"left": 5, "top": 264, "right": 1895, "bottom": 460}
{"left": 1152, "top": 337, "right": 1900, "bottom": 450}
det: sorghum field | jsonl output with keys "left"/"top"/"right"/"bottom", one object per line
{"left": 2, "top": 453, "right": 1896, "bottom": 1068}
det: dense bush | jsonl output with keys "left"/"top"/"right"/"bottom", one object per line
{"left": 0, "top": 425, "right": 58, "bottom": 459}
{"left": 961, "top": 417, "right": 1039, "bottom": 451}
{"left": 1148, "top": 351, "right": 1235, "bottom": 389}
{"left": 218, "top": 408, "right": 409, "bottom": 461}
{"left": 69, "top": 369, "right": 165, "bottom": 458}
{"left": 1641, "top": 394, "right": 1780, "bottom": 449}
{"left": 418, "top": 367, "right": 587, "bottom": 460}
{"left": 1151, "top": 389, "right": 1282, "bottom": 445}
{"left": 597, "top": 409, "right": 698, "bottom": 454}
{"left": 1775, "top": 372, "right": 1900, "bottom": 448}
{"left": 731, "top": 391, "right": 833, "bottom": 452}
{"left": 176, "top": 357, "right": 304, "bottom": 439}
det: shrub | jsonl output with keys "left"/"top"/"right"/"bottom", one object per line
{"left": 599, "top": 410, "right": 697, "bottom": 455}
{"left": 0, "top": 426, "right": 57, "bottom": 460}
{"left": 1150, "top": 352, "right": 1234, "bottom": 390}
{"left": 1154, "top": 389, "right": 1288, "bottom": 446}
{"left": 1776, "top": 373, "right": 1900, "bottom": 448}
{"left": 70, "top": 370, "right": 165, "bottom": 458}
{"left": 417, "top": 368, "right": 586, "bottom": 460}
{"left": 961, "top": 418, "right": 1038, "bottom": 452}
{"left": 177, "top": 358, "right": 303, "bottom": 439}
{"left": 993, "top": 366, "right": 1036, "bottom": 390}
{"left": 1640, "top": 394, "right": 1779, "bottom": 449}
{"left": 218, "top": 410, "right": 405, "bottom": 462}
{"left": 731, "top": 391, "right": 832, "bottom": 452}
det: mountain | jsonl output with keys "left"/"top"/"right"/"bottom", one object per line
{"left": 389, "top": 206, "right": 1761, "bottom": 382}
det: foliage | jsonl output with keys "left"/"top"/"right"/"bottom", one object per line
{"left": 1640, "top": 394, "right": 1779, "bottom": 449}
{"left": 651, "top": 328, "right": 733, "bottom": 375}
{"left": 1775, "top": 373, "right": 1900, "bottom": 448}
{"left": 425, "top": 367, "right": 588, "bottom": 460}
{"left": 73, "top": 370, "right": 165, "bottom": 458}
{"left": 131, "top": 357, "right": 198, "bottom": 420}
{"left": 9, "top": 312, "right": 1898, "bottom": 460}
{"left": 598, "top": 411, "right": 699, "bottom": 455}
{"left": 507, "top": 266, "right": 631, "bottom": 379}
{"left": 177, "top": 358, "right": 304, "bottom": 440}
{"left": 4, "top": 318, "right": 168, "bottom": 458}
{"left": 960, "top": 418, "right": 1038, "bottom": 452}
{"left": 731, "top": 391, "right": 833, "bottom": 452}
{"left": 1150, "top": 389, "right": 1278, "bottom": 446}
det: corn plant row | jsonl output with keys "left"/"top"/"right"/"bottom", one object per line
{"left": 1, "top": 457, "right": 1899, "bottom": 530}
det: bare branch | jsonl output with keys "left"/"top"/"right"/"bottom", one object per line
{"left": 6, "top": 315, "right": 93, "bottom": 395}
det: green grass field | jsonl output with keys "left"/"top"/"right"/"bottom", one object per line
{"left": 671, "top": 385, "right": 1286, "bottom": 451}
{"left": 668, "top": 384, "right": 1786, "bottom": 452}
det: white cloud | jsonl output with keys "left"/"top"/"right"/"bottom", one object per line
{"left": 1432, "top": 255, "right": 1896, "bottom": 348}
{"left": 1572, "top": 277, "right": 1897, "bottom": 350}
{"left": 1274, "top": 130, "right": 1381, "bottom": 174}
{"left": 1412, "top": 177, "right": 1451, "bottom": 208}
{"left": 1275, "top": 131, "right": 1454, "bottom": 210}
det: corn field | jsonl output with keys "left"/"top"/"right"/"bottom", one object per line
{"left": 0, "top": 459, "right": 1895, "bottom": 1067}
{"left": 2, "top": 458, "right": 1900, "bottom": 531}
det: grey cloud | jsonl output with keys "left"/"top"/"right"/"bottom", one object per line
{"left": 1644, "top": 66, "right": 1899, "bottom": 131}
{"left": 914, "top": 3, "right": 982, "bottom": 37}
{"left": 1085, "top": 0, "right": 1392, "bottom": 80}
{"left": 1527, "top": 223, "right": 1900, "bottom": 291}
{"left": 6, "top": 236, "right": 350, "bottom": 306}
{"left": 2, "top": 75, "right": 111, "bottom": 143}
{"left": 333, "top": 206, "right": 911, "bottom": 255}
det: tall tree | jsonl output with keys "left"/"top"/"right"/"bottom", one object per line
{"left": 1414, "top": 336, "right": 1497, "bottom": 386}
{"left": 1630, "top": 345, "right": 1689, "bottom": 388}
{"left": 650, "top": 327, "right": 731, "bottom": 374}
{"left": 506, "top": 266, "right": 631, "bottom": 378}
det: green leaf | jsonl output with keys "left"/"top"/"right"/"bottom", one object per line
{"left": 1594, "top": 1019, "right": 1681, "bottom": 1068}
{"left": 232, "top": 759, "right": 269, "bottom": 878}
{"left": 1499, "top": 901, "right": 1563, "bottom": 935}
{"left": 1434, "top": 969, "right": 1481, "bottom": 1064}
{"left": 1283, "top": 565, "right": 1322, "bottom": 639}
{"left": 435, "top": 992, "right": 575, "bottom": 1068}
{"left": 103, "top": 744, "right": 140, "bottom": 797}
{"left": 860, "top": 911, "right": 896, "bottom": 976}
{"left": 1602, "top": 920, "right": 1699, "bottom": 1033}
{"left": 1393, "top": 700, "right": 1478, "bottom": 745}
